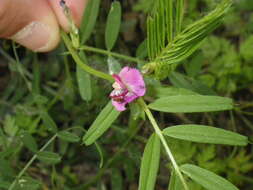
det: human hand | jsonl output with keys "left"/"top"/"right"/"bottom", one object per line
{"left": 0, "top": 0, "right": 87, "bottom": 52}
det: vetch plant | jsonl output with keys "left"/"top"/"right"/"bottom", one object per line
{"left": 4, "top": 0, "right": 251, "bottom": 190}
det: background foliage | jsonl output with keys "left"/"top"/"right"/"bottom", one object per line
{"left": 0, "top": 0, "right": 253, "bottom": 189}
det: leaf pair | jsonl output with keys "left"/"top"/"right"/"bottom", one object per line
{"left": 139, "top": 129, "right": 245, "bottom": 190}
{"left": 36, "top": 131, "right": 80, "bottom": 165}
{"left": 24, "top": 111, "right": 80, "bottom": 165}
{"left": 20, "top": 130, "right": 61, "bottom": 165}
{"left": 80, "top": 0, "right": 121, "bottom": 50}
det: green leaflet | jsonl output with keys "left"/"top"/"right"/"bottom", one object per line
{"left": 3, "top": 115, "right": 18, "bottom": 137}
{"left": 33, "top": 94, "right": 48, "bottom": 105}
{"left": 111, "top": 168, "right": 123, "bottom": 190}
{"left": 14, "top": 177, "right": 41, "bottom": 190}
{"left": 138, "top": 133, "right": 161, "bottom": 190}
{"left": 180, "top": 164, "right": 239, "bottom": 190}
{"left": 76, "top": 52, "right": 92, "bottom": 102}
{"left": 57, "top": 131, "right": 80, "bottom": 143}
{"left": 37, "top": 151, "right": 61, "bottom": 165}
{"left": 148, "top": 95, "right": 233, "bottom": 113}
{"left": 136, "top": 40, "right": 148, "bottom": 59}
{"left": 40, "top": 111, "right": 58, "bottom": 133}
{"left": 183, "top": 51, "right": 203, "bottom": 77}
{"left": 0, "top": 158, "right": 14, "bottom": 177}
{"left": 154, "top": 87, "right": 196, "bottom": 98}
{"left": 83, "top": 101, "right": 120, "bottom": 145}
{"left": 163, "top": 125, "right": 248, "bottom": 146}
{"left": 0, "top": 179, "right": 10, "bottom": 189}
{"left": 175, "top": 0, "right": 184, "bottom": 35}
{"left": 20, "top": 131, "right": 38, "bottom": 153}
{"left": 80, "top": 0, "right": 101, "bottom": 44}
{"left": 240, "top": 35, "right": 253, "bottom": 62}
{"left": 105, "top": 1, "right": 122, "bottom": 50}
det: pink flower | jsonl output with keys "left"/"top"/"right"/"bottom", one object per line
{"left": 110, "top": 66, "right": 146, "bottom": 111}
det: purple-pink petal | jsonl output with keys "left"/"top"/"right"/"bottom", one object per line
{"left": 112, "top": 74, "right": 125, "bottom": 88}
{"left": 112, "top": 100, "right": 127, "bottom": 111}
{"left": 118, "top": 67, "right": 146, "bottom": 96}
{"left": 110, "top": 66, "right": 146, "bottom": 111}
{"left": 124, "top": 92, "right": 138, "bottom": 103}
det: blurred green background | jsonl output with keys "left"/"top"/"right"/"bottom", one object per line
{"left": 0, "top": 0, "right": 253, "bottom": 189}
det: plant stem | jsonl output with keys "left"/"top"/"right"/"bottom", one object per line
{"left": 8, "top": 135, "right": 57, "bottom": 190}
{"left": 60, "top": 31, "right": 114, "bottom": 82}
{"left": 0, "top": 47, "right": 16, "bottom": 63}
{"left": 138, "top": 98, "right": 189, "bottom": 190}
{"left": 12, "top": 42, "right": 32, "bottom": 92}
{"left": 79, "top": 45, "right": 145, "bottom": 64}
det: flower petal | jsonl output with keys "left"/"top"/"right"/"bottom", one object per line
{"left": 112, "top": 74, "right": 125, "bottom": 88}
{"left": 119, "top": 67, "right": 146, "bottom": 96}
{"left": 124, "top": 92, "right": 138, "bottom": 103}
{"left": 112, "top": 100, "right": 127, "bottom": 111}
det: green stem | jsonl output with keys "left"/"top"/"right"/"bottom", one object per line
{"left": 239, "top": 102, "right": 253, "bottom": 109}
{"left": 8, "top": 135, "right": 57, "bottom": 190}
{"left": 236, "top": 111, "right": 253, "bottom": 131}
{"left": 12, "top": 42, "right": 32, "bottom": 92}
{"left": 235, "top": 109, "right": 253, "bottom": 116}
{"left": 60, "top": 31, "right": 113, "bottom": 82}
{"left": 138, "top": 98, "right": 189, "bottom": 190}
{"left": 0, "top": 47, "right": 16, "bottom": 63}
{"left": 79, "top": 45, "right": 145, "bottom": 64}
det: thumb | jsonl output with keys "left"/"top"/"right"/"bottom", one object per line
{"left": 0, "top": 0, "right": 60, "bottom": 52}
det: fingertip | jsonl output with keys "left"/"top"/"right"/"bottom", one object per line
{"left": 34, "top": 16, "right": 60, "bottom": 52}
{"left": 11, "top": 17, "right": 60, "bottom": 53}
{"left": 0, "top": 0, "right": 60, "bottom": 52}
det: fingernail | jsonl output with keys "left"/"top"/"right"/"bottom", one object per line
{"left": 11, "top": 21, "right": 50, "bottom": 52}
